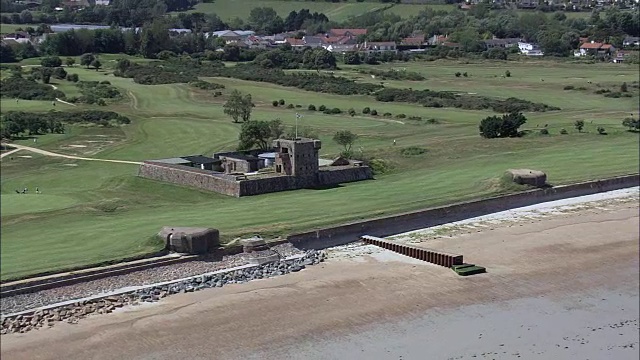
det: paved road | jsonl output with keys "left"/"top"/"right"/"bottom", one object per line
{"left": 0, "top": 144, "right": 141, "bottom": 165}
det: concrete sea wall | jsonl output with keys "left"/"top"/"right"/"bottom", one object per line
{"left": 288, "top": 174, "right": 639, "bottom": 249}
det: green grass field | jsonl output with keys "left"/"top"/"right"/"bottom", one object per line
{"left": 183, "top": 0, "right": 590, "bottom": 22}
{"left": 1, "top": 59, "right": 638, "bottom": 280}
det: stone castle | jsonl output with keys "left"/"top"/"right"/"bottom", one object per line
{"left": 137, "top": 138, "right": 373, "bottom": 197}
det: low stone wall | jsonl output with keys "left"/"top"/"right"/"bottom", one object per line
{"left": 288, "top": 174, "right": 639, "bottom": 250}
{"left": 238, "top": 166, "right": 372, "bottom": 196}
{"left": 138, "top": 162, "right": 240, "bottom": 197}
{"left": 139, "top": 161, "right": 373, "bottom": 197}
{"left": 318, "top": 166, "right": 374, "bottom": 186}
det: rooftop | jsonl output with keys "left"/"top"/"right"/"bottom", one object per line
{"left": 181, "top": 155, "right": 220, "bottom": 164}
{"left": 150, "top": 157, "right": 193, "bottom": 165}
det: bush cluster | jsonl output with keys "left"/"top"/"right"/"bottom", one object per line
{"left": 375, "top": 88, "right": 559, "bottom": 113}
{"left": 189, "top": 80, "right": 225, "bottom": 91}
{"left": 115, "top": 60, "right": 383, "bottom": 96}
{"left": 0, "top": 76, "right": 65, "bottom": 100}
{"left": 1, "top": 110, "right": 130, "bottom": 139}
{"left": 72, "top": 81, "right": 122, "bottom": 105}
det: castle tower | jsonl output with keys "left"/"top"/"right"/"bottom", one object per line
{"left": 272, "top": 138, "right": 321, "bottom": 177}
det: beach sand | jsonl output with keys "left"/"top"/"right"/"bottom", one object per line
{"left": 1, "top": 199, "right": 638, "bottom": 360}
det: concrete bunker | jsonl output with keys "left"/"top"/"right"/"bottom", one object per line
{"left": 158, "top": 227, "right": 220, "bottom": 255}
{"left": 506, "top": 169, "right": 547, "bottom": 188}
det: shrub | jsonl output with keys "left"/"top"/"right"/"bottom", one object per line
{"left": 67, "top": 73, "right": 79, "bottom": 82}
{"left": 99, "top": 80, "right": 111, "bottom": 85}
{"left": 621, "top": 82, "right": 628, "bottom": 92}
{"left": 540, "top": 128, "right": 549, "bottom": 135}
{"left": 278, "top": 99, "right": 285, "bottom": 105}
{"left": 595, "top": 89, "right": 610, "bottom": 94}
{"left": 426, "top": 118, "right": 440, "bottom": 124}
{"left": 400, "top": 146, "right": 427, "bottom": 156}
{"left": 370, "top": 109, "right": 378, "bottom": 116}
{"left": 0, "top": 77, "right": 65, "bottom": 100}
{"left": 295, "top": 104, "right": 301, "bottom": 108}
{"left": 408, "top": 116, "right": 422, "bottom": 121}
{"left": 463, "top": 72, "right": 468, "bottom": 77}
{"left": 308, "top": 104, "right": 316, "bottom": 111}
{"left": 348, "top": 108, "right": 356, "bottom": 116}
{"left": 41, "top": 56, "right": 62, "bottom": 68}
{"left": 318, "top": 105, "right": 326, "bottom": 111}
{"left": 563, "top": 85, "right": 574, "bottom": 90}
{"left": 374, "top": 88, "right": 558, "bottom": 113}
{"left": 622, "top": 117, "right": 640, "bottom": 131}
{"left": 597, "top": 126, "right": 607, "bottom": 135}
{"left": 455, "top": 72, "right": 461, "bottom": 77}
{"left": 52, "top": 67, "right": 67, "bottom": 80}
{"left": 362, "top": 107, "right": 370, "bottom": 114}
{"left": 383, "top": 112, "right": 392, "bottom": 117}
{"left": 395, "top": 114, "right": 406, "bottom": 119}
{"left": 189, "top": 80, "right": 225, "bottom": 90}
{"left": 214, "top": 91, "right": 222, "bottom": 97}
{"left": 368, "top": 158, "right": 392, "bottom": 175}
{"left": 560, "top": 128, "right": 568, "bottom": 134}
{"left": 286, "top": 103, "right": 294, "bottom": 109}
{"left": 479, "top": 111, "right": 527, "bottom": 138}
{"left": 272, "top": 100, "right": 279, "bottom": 107}
{"left": 330, "top": 108, "right": 341, "bottom": 114}
{"left": 604, "top": 92, "right": 622, "bottom": 98}
{"left": 505, "top": 70, "right": 511, "bottom": 77}
{"left": 157, "top": 50, "right": 177, "bottom": 60}
{"left": 96, "top": 99, "right": 107, "bottom": 106}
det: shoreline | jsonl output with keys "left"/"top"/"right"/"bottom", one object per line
{"left": 1, "top": 190, "right": 638, "bottom": 359}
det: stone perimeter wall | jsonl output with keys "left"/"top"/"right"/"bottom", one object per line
{"left": 138, "top": 162, "right": 373, "bottom": 197}
{"left": 288, "top": 174, "right": 639, "bottom": 250}
{"left": 138, "top": 162, "right": 240, "bottom": 197}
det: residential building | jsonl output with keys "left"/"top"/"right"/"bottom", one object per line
{"left": 325, "top": 44, "right": 358, "bottom": 53}
{"left": 401, "top": 35, "right": 426, "bottom": 46}
{"left": 623, "top": 36, "right": 640, "bottom": 48}
{"left": 362, "top": 41, "right": 398, "bottom": 54}
{"left": 284, "top": 37, "right": 305, "bottom": 48}
{"left": 302, "top": 36, "right": 326, "bottom": 48}
{"left": 2, "top": 32, "right": 31, "bottom": 44}
{"left": 578, "top": 42, "right": 616, "bottom": 56}
{"left": 484, "top": 37, "right": 523, "bottom": 49}
{"left": 328, "top": 28, "right": 367, "bottom": 38}
{"left": 519, "top": 41, "right": 544, "bottom": 56}
{"left": 428, "top": 34, "right": 448, "bottom": 46}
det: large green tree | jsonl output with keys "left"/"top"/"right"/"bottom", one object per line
{"left": 238, "top": 119, "right": 285, "bottom": 150}
{"left": 333, "top": 130, "right": 358, "bottom": 157}
{"left": 224, "top": 90, "right": 254, "bottom": 123}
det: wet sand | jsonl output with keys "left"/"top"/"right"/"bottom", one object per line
{"left": 1, "top": 202, "right": 638, "bottom": 360}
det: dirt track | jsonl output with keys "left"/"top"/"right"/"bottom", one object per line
{"left": 1, "top": 203, "right": 638, "bottom": 360}
{"left": 0, "top": 144, "right": 141, "bottom": 165}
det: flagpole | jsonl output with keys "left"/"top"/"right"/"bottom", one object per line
{"left": 295, "top": 113, "right": 298, "bottom": 139}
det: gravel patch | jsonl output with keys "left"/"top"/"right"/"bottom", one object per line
{"left": 0, "top": 249, "right": 324, "bottom": 335}
{"left": 1, "top": 243, "right": 302, "bottom": 315}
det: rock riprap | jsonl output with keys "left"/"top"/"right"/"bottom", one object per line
{"left": 0, "top": 250, "right": 325, "bottom": 335}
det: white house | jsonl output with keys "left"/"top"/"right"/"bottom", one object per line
{"left": 324, "top": 44, "right": 357, "bottom": 53}
{"left": 518, "top": 41, "right": 543, "bottom": 56}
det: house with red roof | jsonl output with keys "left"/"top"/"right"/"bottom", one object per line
{"left": 328, "top": 29, "right": 367, "bottom": 38}
{"left": 577, "top": 41, "right": 616, "bottom": 56}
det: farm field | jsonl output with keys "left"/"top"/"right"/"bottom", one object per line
{"left": 1, "top": 58, "right": 638, "bottom": 281}
{"left": 183, "top": 0, "right": 591, "bottom": 22}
